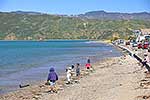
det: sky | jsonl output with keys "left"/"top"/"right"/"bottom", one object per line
{"left": 0, "top": 0, "right": 150, "bottom": 15}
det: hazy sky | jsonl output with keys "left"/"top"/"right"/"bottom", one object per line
{"left": 0, "top": 0, "right": 150, "bottom": 15}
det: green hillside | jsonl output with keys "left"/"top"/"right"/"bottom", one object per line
{"left": 0, "top": 12, "right": 150, "bottom": 40}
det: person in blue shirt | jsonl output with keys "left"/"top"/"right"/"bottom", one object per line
{"left": 47, "top": 67, "right": 58, "bottom": 93}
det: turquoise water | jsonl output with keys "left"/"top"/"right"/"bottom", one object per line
{"left": 0, "top": 40, "right": 122, "bottom": 94}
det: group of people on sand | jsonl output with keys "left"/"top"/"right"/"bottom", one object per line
{"left": 66, "top": 63, "right": 80, "bottom": 84}
{"left": 46, "top": 57, "right": 93, "bottom": 93}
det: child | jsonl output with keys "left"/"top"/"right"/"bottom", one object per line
{"left": 47, "top": 67, "right": 58, "bottom": 93}
{"left": 66, "top": 67, "right": 72, "bottom": 84}
{"left": 76, "top": 63, "right": 80, "bottom": 78}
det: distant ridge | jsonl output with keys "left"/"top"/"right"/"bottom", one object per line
{"left": 78, "top": 10, "right": 150, "bottom": 20}
{"left": 1, "top": 10, "right": 150, "bottom": 20}
{"left": 10, "top": 11, "right": 44, "bottom": 15}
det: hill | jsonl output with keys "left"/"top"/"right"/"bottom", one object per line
{"left": 78, "top": 10, "right": 150, "bottom": 20}
{"left": 0, "top": 11, "right": 150, "bottom": 40}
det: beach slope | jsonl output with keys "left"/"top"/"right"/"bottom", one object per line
{"left": 40, "top": 55, "right": 144, "bottom": 100}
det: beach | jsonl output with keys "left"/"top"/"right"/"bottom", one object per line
{"left": 0, "top": 40, "right": 121, "bottom": 94}
{"left": 1, "top": 52, "right": 150, "bottom": 100}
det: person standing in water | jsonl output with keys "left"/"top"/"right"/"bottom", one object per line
{"left": 87, "top": 57, "right": 91, "bottom": 64}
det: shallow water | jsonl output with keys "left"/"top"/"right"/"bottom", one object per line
{"left": 0, "top": 40, "right": 122, "bottom": 94}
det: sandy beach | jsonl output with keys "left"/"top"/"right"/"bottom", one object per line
{"left": 1, "top": 52, "right": 150, "bottom": 100}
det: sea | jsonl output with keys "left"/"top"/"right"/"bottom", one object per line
{"left": 0, "top": 40, "right": 122, "bottom": 94}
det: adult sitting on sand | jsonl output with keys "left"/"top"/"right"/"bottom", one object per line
{"left": 85, "top": 63, "right": 91, "bottom": 70}
{"left": 85, "top": 62, "right": 94, "bottom": 72}
{"left": 47, "top": 67, "right": 58, "bottom": 93}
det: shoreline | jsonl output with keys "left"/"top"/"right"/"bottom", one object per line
{"left": 0, "top": 40, "right": 122, "bottom": 95}
{"left": 0, "top": 55, "right": 115, "bottom": 95}
{"left": 0, "top": 55, "right": 116, "bottom": 93}
{"left": 0, "top": 56, "right": 117, "bottom": 99}
{"left": 1, "top": 53, "right": 146, "bottom": 100}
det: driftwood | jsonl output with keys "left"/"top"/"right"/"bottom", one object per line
{"left": 19, "top": 84, "right": 30, "bottom": 88}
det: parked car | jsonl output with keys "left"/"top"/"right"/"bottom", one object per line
{"left": 143, "top": 42, "right": 149, "bottom": 49}
{"left": 126, "top": 41, "right": 130, "bottom": 45}
{"left": 138, "top": 43, "right": 142, "bottom": 49}
{"left": 132, "top": 42, "right": 138, "bottom": 47}
{"left": 130, "top": 40, "right": 137, "bottom": 47}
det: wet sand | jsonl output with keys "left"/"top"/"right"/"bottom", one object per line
{"left": 1, "top": 54, "right": 150, "bottom": 100}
